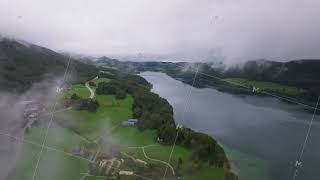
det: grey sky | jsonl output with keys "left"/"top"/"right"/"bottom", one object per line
{"left": 0, "top": 0, "right": 319, "bottom": 63}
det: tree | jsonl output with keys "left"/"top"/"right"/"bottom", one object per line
{"left": 96, "top": 82, "right": 118, "bottom": 95}
{"left": 115, "top": 90, "right": 126, "bottom": 99}
{"left": 84, "top": 99, "right": 100, "bottom": 112}
{"left": 89, "top": 81, "right": 96, "bottom": 87}
{"left": 157, "top": 124, "right": 177, "bottom": 144}
{"left": 71, "top": 93, "right": 80, "bottom": 100}
{"left": 176, "top": 157, "right": 183, "bottom": 170}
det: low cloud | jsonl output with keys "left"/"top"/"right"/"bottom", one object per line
{"left": 0, "top": 75, "right": 67, "bottom": 179}
{"left": 0, "top": 0, "right": 319, "bottom": 63}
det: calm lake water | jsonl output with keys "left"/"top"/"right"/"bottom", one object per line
{"left": 140, "top": 72, "right": 320, "bottom": 180}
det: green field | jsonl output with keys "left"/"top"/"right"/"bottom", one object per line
{"left": 8, "top": 128, "right": 91, "bottom": 180}
{"left": 182, "top": 166, "right": 225, "bottom": 180}
{"left": 92, "top": 77, "right": 110, "bottom": 85}
{"left": 9, "top": 77, "right": 226, "bottom": 180}
{"left": 60, "top": 94, "right": 133, "bottom": 139}
{"left": 64, "top": 84, "right": 90, "bottom": 99}
{"left": 98, "top": 65, "right": 116, "bottom": 69}
{"left": 224, "top": 78, "right": 304, "bottom": 95}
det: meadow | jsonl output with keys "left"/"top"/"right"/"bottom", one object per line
{"left": 224, "top": 78, "right": 305, "bottom": 95}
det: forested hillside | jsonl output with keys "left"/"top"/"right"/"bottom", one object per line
{"left": 224, "top": 60, "right": 320, "bottom": 95}
{"left": 96, "top": 58, "right": 320, "bottom": 107}
{"left": 0, "top": 38, "right": 97, "bottom": 92}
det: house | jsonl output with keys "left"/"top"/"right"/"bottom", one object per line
{"left": 72, "top": 146, "right": 91, "bottom": 158}
{"left": 121, "top": 119, "right": 138, "bottom": 126}
{"left": 97, "top": 157, "right": 121, "bottom": 176}
{"left": 135, "top": 159, "right": 147, "bottom": 166}
{"left": 157, "top": 137, "right": 163, "bottom": 143}
{"left": 119, "top": 171, "right": 134, "bottom": 176}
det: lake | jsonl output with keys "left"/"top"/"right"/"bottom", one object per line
{"left": 140, "top": 72, "right": 320, "bottom": 180}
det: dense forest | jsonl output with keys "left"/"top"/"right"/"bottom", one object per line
{"left": 0, "top": 38, "right": 97, "bottom": 93}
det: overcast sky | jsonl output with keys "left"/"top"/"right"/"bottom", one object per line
{"left": 0, "top": 0, "right": 320, "bottom": 63}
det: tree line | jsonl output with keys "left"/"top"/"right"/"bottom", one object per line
{"left": 66, "top": 93, "right": 100, "bottom": 112}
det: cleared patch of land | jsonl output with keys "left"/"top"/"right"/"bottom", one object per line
{"left": 64, "top": 84, "right": 90, "bottom": 99}
{"left": 93, "top": 78, "right": 110, "bottom": 85}
{"left": 7, "top": 128, "right": 91, "bottom": 180}
{"left": 224, "top": 78, "right": 305, "bottom": 95}
{"left": 60, "top": 94, "right": 133, "bottom": 139}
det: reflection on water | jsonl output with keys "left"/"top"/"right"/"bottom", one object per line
{"left": 141, "top": 72, "right": 320, "bottom": 180}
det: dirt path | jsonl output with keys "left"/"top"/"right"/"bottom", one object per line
{"left": 141, "top": 147, "right": 175, "bottom": 176}
{"left": 85, "top": 76, "right": 98, "bottom": 99}
{"left": 123, "top": 144, "right": 175, "bottom": 175}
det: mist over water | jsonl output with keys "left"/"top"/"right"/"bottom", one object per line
{"left": 141, "top": 72, "right": 320, "bottom": 180}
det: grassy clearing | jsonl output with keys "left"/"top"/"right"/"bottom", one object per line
{"left": 98, "top": 65, "right": 116, "bottom": 69}
{"left": 92, "top": 78, "right": 110, "bottom": 87}
{"left": 25, "top": 128, "right": 91, "bottom": 151}
{"left": 112, "top": 126, "right": 191, "bottom": 161}
{"left": 7, "top": 128, "right": 91, "bottom": 180}
{"left": 84, "top": 176, "right": 106, "bottom": 180}
{"left": 59, "top": 95, "right": 133, "bottom": 139}
{"left": 224, "top": 78, "right": 304, "bottom": 95}
{"left": 112, "top": 126, "right": 157, "bottom": 146}
{"left": 90, "top": 78, "right": 110, "bottom": 91}
{"left": 144, "top": 145, "right": 192, "bottom": 163}
{"left": 7, "top": 141, "right": 43, "bottom": 180}
{"left": 64, "top": 84, "right": 90, "bottom": 99}
{"left": 33, "top": 149, "right": 89, "bottom": 180}
{"left": 182, "top": 166, "right": 225, "bottom": 180}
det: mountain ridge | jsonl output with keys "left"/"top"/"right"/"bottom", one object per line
{"left": 0, "top": 38, "right": 97, "bottom": 92}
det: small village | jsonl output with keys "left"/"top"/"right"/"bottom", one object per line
{"left": 68, "top": 118, "right": 156, "bottom": 179}
{"left": 21, "top": 100, "right": 47, "bottom": 131}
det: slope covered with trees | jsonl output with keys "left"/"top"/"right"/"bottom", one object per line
{"left": 0, "top": 38, "right": 97, "bottom": 92}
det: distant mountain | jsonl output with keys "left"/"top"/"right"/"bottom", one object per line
{"left": 96, "top": 56, "right": 188, "bottom": 73}
{"left": 0, "top": 38, "right": 97, "bottom": 92}
{"left": 225, "top": 59, "right": 320, "bottom": 90}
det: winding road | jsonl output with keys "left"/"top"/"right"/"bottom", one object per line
{"left": 142, "top": 147, "right": 175, "bottom": 176}
{"left": 85, "top": 76, "right": 98, "bottom": 99}
{"left": 124, "top": 145, "right": 175, "bottom": 176}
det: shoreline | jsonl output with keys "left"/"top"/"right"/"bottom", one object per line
{"left": 220, "top": 143, "right": 271, "bottom": 180}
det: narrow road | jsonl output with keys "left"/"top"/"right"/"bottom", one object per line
{"left": 142, "top": 147, "right": 175, "bottom": 176}
{"left": 85, "top": 76, "right": 98, "bottom": 99}
{"left": 122, "top": 144, "right": 175, "bottom": 175}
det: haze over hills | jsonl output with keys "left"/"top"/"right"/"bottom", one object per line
{"left": 96, "top": 56, "right": 320, "bottom": 105}
{"left": 1, "top": 37, "right": 320, "bottom": 106}
{"left": 0, "top": 38, "right": 237, "bottom": 180}
{"left": 0, "top": 38, "right": 97, "bottom": 92}
{"left": 1, "top": 0, "right": 320, "bottom": 179}
{"left": 1, "top": 37, "right": 319, "bottom": 94}
{"left": 96, "top": 56, "right": 320, "bottom": 89}
{"left": 0, "top": 36, "right": 320, "bottom": 180}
